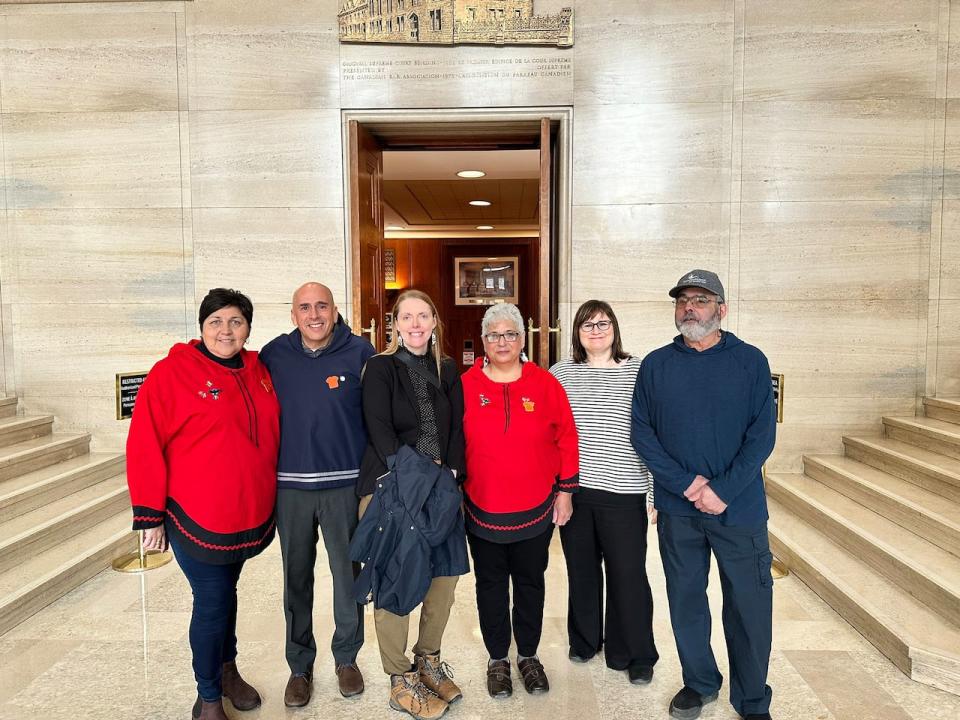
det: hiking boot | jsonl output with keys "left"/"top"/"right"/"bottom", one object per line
{"left": 389, "top": 670, "right": 448, "bottom": 720}
{"left": 415, "top": 651, "right": 462, "bottom": 704}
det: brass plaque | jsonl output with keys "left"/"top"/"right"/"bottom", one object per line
{"left": 339, "top": 1, "right": 574, "bottom": 47}
{"left": 116, "top": 371, "right": 149, "bottom": 420}
{"left": 771, "top": 373, "right": 784, "bottom": 424}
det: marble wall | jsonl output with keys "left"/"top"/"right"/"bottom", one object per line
{"left": 0, "top": 0, "right": 956, "bottom": 470}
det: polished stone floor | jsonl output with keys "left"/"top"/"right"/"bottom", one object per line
{"left": 1, "top": 531, "right": 958, "bottom": 720}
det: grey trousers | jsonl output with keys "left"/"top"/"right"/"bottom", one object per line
{"left": 276, "top": 485, "right": 364, "bottom": 673}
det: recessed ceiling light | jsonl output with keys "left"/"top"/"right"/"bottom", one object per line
{"left": 385, "top": 225, "right": 405, "bottom": 231}
{"left": 457, "top": 170, "right": 486, "bottom": 178}
{"left": 476, "top": 225, "right": 494, "bottom": 230}
{"left": 469, "top": 200, "right": 491, "bottom": 207}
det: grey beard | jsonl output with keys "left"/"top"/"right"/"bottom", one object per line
{"left": 677, "top": 315, "right": 721, "bottom": 342}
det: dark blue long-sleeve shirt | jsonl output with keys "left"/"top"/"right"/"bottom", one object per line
{"left": 631, "top": 331, "right": 776, "bottom": 526}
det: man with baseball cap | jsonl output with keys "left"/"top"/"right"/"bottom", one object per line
{"left": 631, "top": 270, "right": 776, "bottom": 720}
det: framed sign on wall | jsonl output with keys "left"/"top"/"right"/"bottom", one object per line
{"left": 454, "top": 256, "right": 519, "bottom": 306}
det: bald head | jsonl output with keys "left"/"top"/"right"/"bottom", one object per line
{"left": 291, "top": 282, "right": 338, "bottom": 350}
{"left": 292, "top": 282, "right": 334, "bottom": 307}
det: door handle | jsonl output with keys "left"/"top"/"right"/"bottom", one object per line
{"left": 548, "top": 319, "right": 561, "bottom": 354}
{"left": 526, "top": 317, "right": 541, "bottom": 364}
{"left": 360, "top": 317, "right": 377, "bottom": 346}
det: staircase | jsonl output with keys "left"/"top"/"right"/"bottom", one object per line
{"left": 0, "top": 397, "right": 135, "bottom": 636}
{"left": 767, "top": 397, "right": 960, "bottom": 696}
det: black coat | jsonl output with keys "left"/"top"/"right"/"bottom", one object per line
{"left": 358, "top": 352, "right": 466, "bottom": 496}
{"left": 349, "top": 445, "right": 469, "bottom": 616}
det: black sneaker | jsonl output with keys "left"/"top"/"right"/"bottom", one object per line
{"left": 568, "top": 648, "right": 593, "bottom": 664}
{"left": 743, "top": 714, "right": 772, "bottom": 720}
{"left": 669, "top": 686, "right": 719, "bottom": 720}
{"left": 627, "top": 663, "right": 654, "bottom": 685}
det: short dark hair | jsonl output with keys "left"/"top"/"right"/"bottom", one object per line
{"left": 571, "top": 300, "right": 630, "bottom": 364}
{"left": 198, "top": 288, "right": 253, "bottom": 328}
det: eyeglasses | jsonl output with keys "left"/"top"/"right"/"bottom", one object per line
{"left": 673, "top": 294, "right": 718, "bottom": 308}
{"left": 580, "top": 320, "right": 612, "bottom": 333}
{"left": 484, "top": 331, "right": 522, "bottom": 343}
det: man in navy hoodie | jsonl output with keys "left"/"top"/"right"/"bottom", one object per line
{"left": 631, "top": 270, "right": 776, "bottom": 720}
{"left": 259, "top": 282, "right": 375, "bottom": 707}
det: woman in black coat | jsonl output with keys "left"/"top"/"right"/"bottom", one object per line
{"left": 359, "top": 289, "right": 467, "bottom": 720}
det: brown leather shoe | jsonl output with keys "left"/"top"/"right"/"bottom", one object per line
{"left": 221, "top": 660, "right": 261, "bottom": 711}
{"left": 415, "top": 651, "right": 462, "bottom": 704}
{"left": 518, "top": 657, "right": 549, "bottom": 694}
{"left": 192, "top": 695, "right": 229, "bottom": 720}
{"left": 284, "top": 671, "right": 313, "bottom": 708}
{"left": 486, "top": 659, "right": 512, "bottom": 699}
{"left": 335, "top": 662, "right": 365, "bottom": 698}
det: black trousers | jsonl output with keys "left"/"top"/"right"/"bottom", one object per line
{"left": 559, "top": 488, "right": 659, "bottom": 670}
{"left": 467, "top": 526, "right": 554, "bottom": 659}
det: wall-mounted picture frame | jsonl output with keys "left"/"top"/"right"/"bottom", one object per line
{"left": 454, "top": 256, "right": 519, "bottom": 305}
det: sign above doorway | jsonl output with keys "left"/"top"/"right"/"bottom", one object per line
{"left": 338, "top": 1, "right": 574, "bottom": 47}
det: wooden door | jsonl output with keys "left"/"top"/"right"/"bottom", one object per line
{"left": 349, "top": 120, "right": 385, "bottom": 350}
{"left": 536, "top": 117, "right": 553, "bottom": 368}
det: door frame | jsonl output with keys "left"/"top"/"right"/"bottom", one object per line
{"left": 340, "top": 107, "right": 574, "bottom": 360}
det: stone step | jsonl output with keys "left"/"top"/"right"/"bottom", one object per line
{"left": 766, "top": 473, "right": 960, "bottom": 626}
{"left": 804, "top": 455, "right": 960, "bottom": 557}
{"left": 843, "top": 435, "right": 960, "bottom": 504}
{"left": 768, "top": 497, "right": 960, "bottom": 696}
{"left": 0, "top": 452, "right": 125, "bottom": 523}
{"left": 0, "top": 474, "right": 129, "bottom": 575}
{"left": 0, "top": 511, "right": 134, "bottom": 636}
{"left": 0, "top": 396, "right": 18, "bottom": 419}
{"left": 883, "top": 415, "right": 960, "bottom": 463}
{"left": 0, "top": 415, "right": 53, "bottom": 449}
{"left": 0, "top": 433, "right": 91, "bottom": 484}
{"left": 923, "top": 397, "right": 960, "bottom": 425}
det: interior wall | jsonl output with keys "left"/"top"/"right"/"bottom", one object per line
{"left": 0, "top": 0, "right": 955, "bottom": 471}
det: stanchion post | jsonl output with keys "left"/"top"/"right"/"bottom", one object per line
{"left": 112, "top": 529, "right": 173, "bottom": 573}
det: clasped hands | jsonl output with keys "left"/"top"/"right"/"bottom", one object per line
{"left": 684, "top": 475, "right": 727, "bottom": 515}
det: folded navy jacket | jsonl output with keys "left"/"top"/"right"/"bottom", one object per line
{"left": 349, "top": 444, "right": 469, "bottom": 616}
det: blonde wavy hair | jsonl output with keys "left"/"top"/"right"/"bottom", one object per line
{"left": 380, "top": 289, "right": 446, "bottom": 376}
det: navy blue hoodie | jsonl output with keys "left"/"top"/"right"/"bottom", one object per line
{"left": 631, "top": 331, "right": 775, "bottom": 526}
{"left": 259, "top": 317, "right": 375, "bottom": 491}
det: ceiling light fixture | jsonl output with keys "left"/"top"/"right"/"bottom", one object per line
{"left": 469, "top": 200, "right": 491, "bottom": 207}
{"left": 457, "top": 170, "right": 486, "bottom": 178}
{"left": 476, "top": 225, "right": 494, "bottom": 230}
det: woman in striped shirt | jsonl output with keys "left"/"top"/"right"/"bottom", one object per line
{"left": 550, "top": 300, "right": 659, "bottom": 686}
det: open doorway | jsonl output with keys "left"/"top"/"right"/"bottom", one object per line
{"left": 342, "top": 109, "right": 572, "bottom": 371}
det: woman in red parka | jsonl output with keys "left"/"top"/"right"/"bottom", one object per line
{"left": 461, "top": 302, "right": 579, "bottom": 700}
{"left": 126, "top": 288, "right": 280, "bottom": 720}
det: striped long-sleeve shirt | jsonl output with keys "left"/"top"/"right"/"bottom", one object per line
{"left": 550, "top": 356, "right": 653, "bottom": 497}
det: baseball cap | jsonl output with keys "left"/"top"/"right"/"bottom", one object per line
{"left": 668, "top": 269, "right": 725, "bottom": 303}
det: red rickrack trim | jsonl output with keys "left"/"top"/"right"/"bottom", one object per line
{"left": 132, "top": 514, "right": 163, "bottom": 522}
{"left": 464, "top": 497, "right": 555, "bottom": 531}
{"left": 166, "top": 510, "right": 275, "bottom": 551}
{"left": 557, "top": 482, "right": 578, "bottom": 489}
